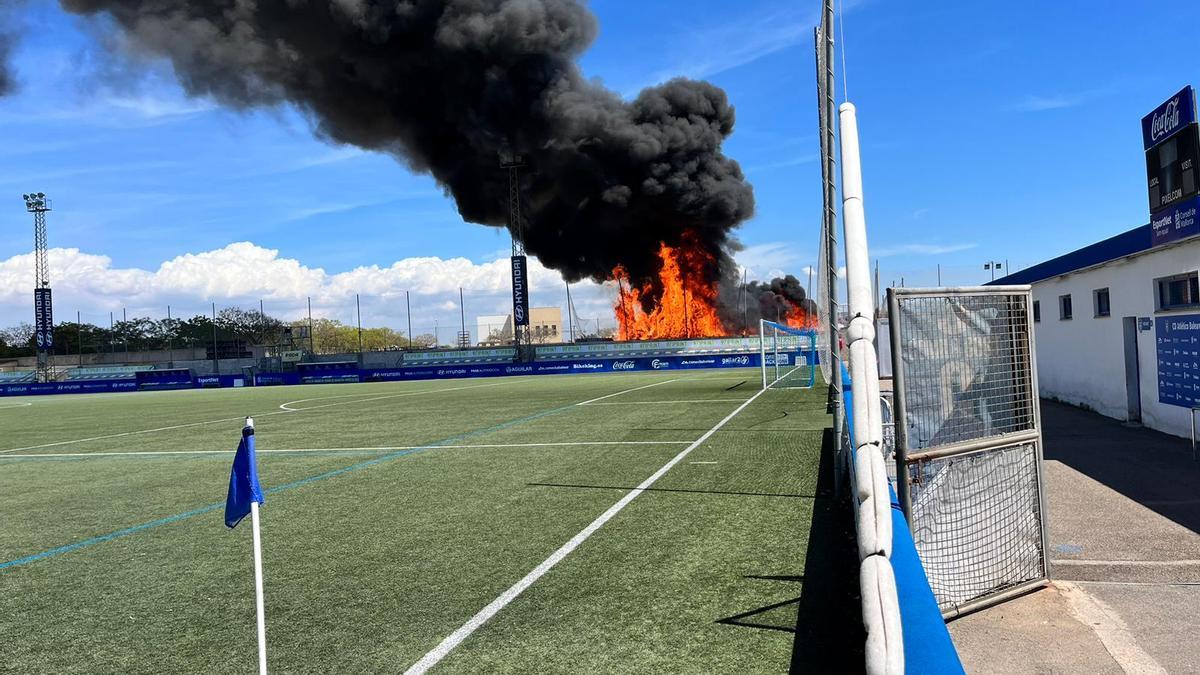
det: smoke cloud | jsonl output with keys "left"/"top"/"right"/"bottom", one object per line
{"left": 56, "top": 0, "right": 754, "bottom": 291}
{"left": 718, "top": 273, "right": 817, "bottom": 333}
{"left": 0, "top": 35, "right": 13, "bottom": 96}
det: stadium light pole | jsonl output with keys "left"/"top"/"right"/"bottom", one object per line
{"left": 405, "top": 290, "right": 412, "bottom": 349}
{"left": 77, "top": 310, "right": 82, "bottom": 367}
{"left": 458, "top": 287, "right": 467, "bottom": 348}
{"left": 564, "top": 281, "right": 574, "bottom": 343}
{"left": 307, "top": 296, "right": 315, "bottom": 354}
{"left": 167, "top": 304, "right": 174, "bottom": 367}
{"left": 356, "top": 293, "right": 363, "bottom": 358}
{"left": 211, "top": 302, "right": 219, "bottom": 375}
{"left": 24, "top": 192, "right": 57, "bottom": 381}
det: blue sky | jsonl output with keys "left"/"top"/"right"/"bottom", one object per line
{"left": 0, "top": 0, "right": 1197, "bottom": 336}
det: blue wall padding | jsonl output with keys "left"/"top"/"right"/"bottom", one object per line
{"left": 841, "top": 361, "right": 964, "bottom": 673}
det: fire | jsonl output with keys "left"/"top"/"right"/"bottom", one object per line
{"left": 785, "top": 303, "right": 817, "bottom": 330}
{"left": 613, "top": 239, "right": 726, "bottom": 340}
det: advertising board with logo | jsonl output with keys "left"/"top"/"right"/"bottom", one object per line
{"left": 34, "top": 287, "right": 53, "bottom": 352}
{"left": 511, "top": 255, "right": 530, "bottom": 326}
{"left": 1156, "top": 314, "right": 1200, "bottom": 407}
{"left": 1144, "top": 86, "right": 1200, "bottom": 246}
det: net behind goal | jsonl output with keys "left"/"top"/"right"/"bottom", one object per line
{"left": 759, "top": 320, "right": 817, "bottom": 390}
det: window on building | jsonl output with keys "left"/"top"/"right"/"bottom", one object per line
{"left": 1155, "top": 272, "right": 1200, "bottom": 311}
{"left": 1059, "top": 294, "right": 1072, "bottom": 320}
{"left": 1094, "top": 288, "right": 1111, "bottom": 317}
{"left": 1033, "top": 300, "right": 1041, "bottom": 323}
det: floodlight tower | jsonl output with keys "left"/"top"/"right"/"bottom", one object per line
{"left": 501, "top": 155, "right": 533, "bottom": 361}
{"left": 23, "top": 192, "right": 57, "bottom": 382}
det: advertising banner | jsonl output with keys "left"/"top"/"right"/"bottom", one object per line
{"left": 511, "top": 255, "right": 529, "bottom": 326}
{"left": 33, "top": 288, "right": 53, "bottom": 352}
{"left": 1142, "top": 86, "right": 1196, "bottom": 150}
{"left": 1155, "top": 314, "right": 1200, "bottom": 407}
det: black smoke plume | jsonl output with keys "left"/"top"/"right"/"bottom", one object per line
{"left": 718, "top": 274, "right": 817, "bottom": 334}
{"left": 0, "top": 35, "right": 13, "bottom": 96}
{"left": 57, "top": 0, "right": 754, "bottom": 291}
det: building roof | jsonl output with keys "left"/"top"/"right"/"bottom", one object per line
{"left": 988, "top": 223, "right": 1152, "bottom": 285}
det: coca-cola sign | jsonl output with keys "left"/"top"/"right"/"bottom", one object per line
{"left": 1142, "top": 86, "right": 1196, "bottom": 150}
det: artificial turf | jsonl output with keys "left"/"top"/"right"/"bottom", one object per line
{"left": 0, "top": 369, "right": 838, "bottom": 673}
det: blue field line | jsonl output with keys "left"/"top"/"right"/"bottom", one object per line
{"left": 0, "top": 402, "right": 580, "bottom": 572}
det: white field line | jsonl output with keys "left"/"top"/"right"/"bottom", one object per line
{"left": 278, "top": 381, "right": 508, "bottom": 411}
{"left": 0, "top": 402, "right": 32, "bottom": 409}
{"left": 1058, "top": 581, "right": 1166, "bottom": 674}
{"left": 0, "top": 380, "right": 513, "bottom": 455}
{"left": 1053, "top": 559, "right": 1200, "bottom": 567}
{"left": 581, "top": 398, "right": 750, "bottom": 406}
{"left": 404, "top": 385, "right": 768, "bottom": 675}
{"left": 574, "top": 378, "right": 679, "bottom": 406}
{"left": 1, "top": 440, "right": 694, "bottom": 459}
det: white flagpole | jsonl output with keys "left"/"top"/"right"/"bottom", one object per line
{"left": 246, "top": 416, "right": 268, "bottom": 675}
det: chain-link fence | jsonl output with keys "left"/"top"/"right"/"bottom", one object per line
{"left": 887, "top": 286, "right": 1048, "bottom": 618}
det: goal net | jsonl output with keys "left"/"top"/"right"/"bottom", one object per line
{"left": 759, "top": 320, "right": 816, "bottom": 390}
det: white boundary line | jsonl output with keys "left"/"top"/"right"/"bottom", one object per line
{"left": 403, "top": 385, "right": 768, "bottom": 674}
{"left": 574, "top": 378, "right": 678, "bottom": 406}
{"left": 278, "top": 379, "right": 508, "bottom": 410}
{"left": 0, "top": 402, "right": 32, "bottom": 409}
{"left": 1, "top": 440, "right": 694, "bottom": 459}
{"left": 580, "top": 398, "right": 749, "bottom": 406}
{"left": 1058, "top": 581, "right": 1166, "bottom": 674}
{"left": 0, "top": 380, "right": 512, "bottom": 455}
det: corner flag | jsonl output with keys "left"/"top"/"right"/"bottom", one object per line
{"left": 225, "top": 421, "right": 264, "bottom": 529}
{"left": 225, "top": 417, "right": 269, "bottom": 675}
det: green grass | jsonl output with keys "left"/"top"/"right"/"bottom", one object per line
{"left": 0, "top": 369, "right": 835, "bottom": 673}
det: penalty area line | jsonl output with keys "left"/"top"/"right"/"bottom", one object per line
{"left": 0, "top": 440, "right": 695, "bottom": 459}
{"left": 403, "top": 385, "right": 768, "bottom": 674}
{"left": 574, "top": 378, "right": 679, "bottom": 406}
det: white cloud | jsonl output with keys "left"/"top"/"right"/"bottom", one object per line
{"left": 0, "top": 242, "right": 620, "bottom": 334}
{"left": 733, "top": 241, "right": 809, "bottom": 281}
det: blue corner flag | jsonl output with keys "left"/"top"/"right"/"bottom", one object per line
{"left": 225, "top": 425, "right": 264, "bottom": 529}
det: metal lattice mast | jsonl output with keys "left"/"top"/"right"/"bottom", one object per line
{"left": 23, "top": 192, "right": 56, "bottom": 382}
{"left": 501, "top": 155, "right": 532, "bottom": 359}
{"left": 816, "top": 1, "right": 841, "bottom": 431}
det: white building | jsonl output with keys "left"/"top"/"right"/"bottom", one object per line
{"left": 993, "top": 222, "right": 1200, "bottom": 437}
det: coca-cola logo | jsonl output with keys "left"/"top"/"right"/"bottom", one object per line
{"left": 612, "top": 360, "right": 636, "bottom": 370}
{"left": 1151, "top": 98, "right": 1181, "bottom": 143}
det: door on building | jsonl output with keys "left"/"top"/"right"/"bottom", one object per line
{"left": 1122, "top": 316, "right": 1142, "bottom": 424}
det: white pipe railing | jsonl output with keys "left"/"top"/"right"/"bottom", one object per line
{"left": 839, "top": 101, "right": 903, "bottom": 675}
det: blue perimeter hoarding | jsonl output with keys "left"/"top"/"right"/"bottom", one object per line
{"left": 0, "top": 350, "right": 815, "bottom": 398}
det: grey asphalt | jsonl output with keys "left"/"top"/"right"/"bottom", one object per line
{"left": 949, "top": 400, "right": 1200, "bottom": 674}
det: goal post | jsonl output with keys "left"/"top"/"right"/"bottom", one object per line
{"left": 759, "top": 320, "right": 816, "bottom": 390}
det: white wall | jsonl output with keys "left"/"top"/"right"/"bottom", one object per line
{"left": 1031, "top": 237, "right": 1200, "bottom": 438}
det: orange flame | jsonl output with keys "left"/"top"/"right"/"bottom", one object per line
{"left": 784, "top": 303, "right": 817, "bottom": 330}
{"left": 613, "top": 239, "right": 726, "bottom": 340}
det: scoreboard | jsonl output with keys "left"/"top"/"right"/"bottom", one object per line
{"left": 1146, "top": 123, "right": 1197, "bottom": 212}
{"left": 1144, "top": 86, "right": 1200, "bottom": 246}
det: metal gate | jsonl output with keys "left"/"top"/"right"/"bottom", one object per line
{"left": 886, "top": 286, "right": 1049, "bottom": 618}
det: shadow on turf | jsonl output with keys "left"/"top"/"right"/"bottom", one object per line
{"left": 526, "top": 482, "right": 817, "bottom": 499}
{"left": 787, "top": 427, "right": 866, "bottom": 673}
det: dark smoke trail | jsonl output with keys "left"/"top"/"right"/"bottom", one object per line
{"left": 0, "top": 35, "right": 13, "bottom": 96}
{"left": 718, "top": 273, "right": 817, "bottom": 333}
{"left": 58, "top": 0, "right": 754, "bottom": 289}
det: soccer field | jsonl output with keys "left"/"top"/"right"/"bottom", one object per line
{"left": 0, "top": 370, "right": 841, "bottom": 673}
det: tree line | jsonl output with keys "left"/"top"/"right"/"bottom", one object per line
{"left": 0, "top": 307, "right": 434, "bottom": 358}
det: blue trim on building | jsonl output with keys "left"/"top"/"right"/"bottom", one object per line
{"left": 988, "top": 223, "right": 1153, "bottom": 286}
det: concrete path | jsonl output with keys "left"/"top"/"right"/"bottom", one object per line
{"left": 949, "top": 400, "right": 1200, "bottom": 674}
